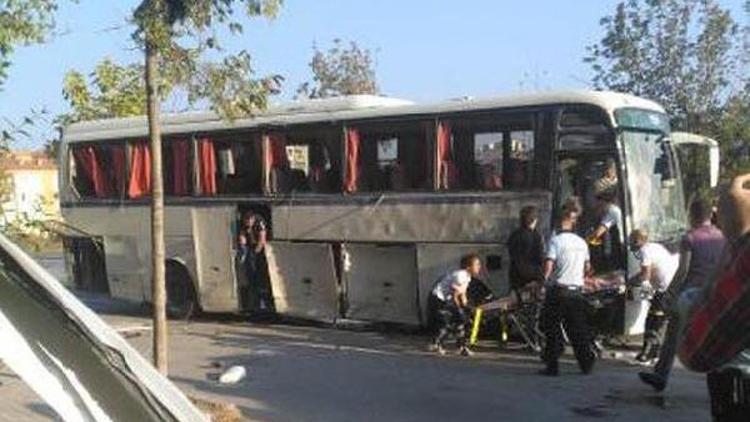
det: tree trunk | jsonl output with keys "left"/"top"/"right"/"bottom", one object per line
{"left": 145, "top": 39, "right": 168, "bottom": 375}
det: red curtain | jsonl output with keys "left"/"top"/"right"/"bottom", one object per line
{"left": 73, "top": 146, "right": 109, "bottom": 198}
{"left": 198, "top": 139, "right": 217, "bottom": 195}
{"left": 437, "top": 121, "right": 457, "bottom": 189}
{"left": 172, "top": 140, "right": 190, "bottom": 196}
{"left": 110, "top": 145, "right": 126, "bottom": 197}
{"left": 344, "top": 128, "right": 361, "bottom": 193}
{"left": 128, "top": 142, "right": 152, "bottom": 199}
{"left": 267, "top": 133, "right": 289, "bottom": 169}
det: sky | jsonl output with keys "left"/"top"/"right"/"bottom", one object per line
{"left": 1, "top": 0, "right": 746, "bottom": 148}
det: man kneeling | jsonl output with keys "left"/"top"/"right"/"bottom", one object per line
{"left": 430, "top": 254, "right": 482, "bottom": 356}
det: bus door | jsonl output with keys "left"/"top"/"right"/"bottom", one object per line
{"left": 554, "top": 153, "right": 625, "bottom": 274}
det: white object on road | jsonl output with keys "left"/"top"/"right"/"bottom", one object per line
{"left": 219, "top": 366, "right": 247, "bottom": 384}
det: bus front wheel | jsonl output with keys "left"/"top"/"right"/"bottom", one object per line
{"left": 165, "top": 261, "right": 197, "bottom": 320}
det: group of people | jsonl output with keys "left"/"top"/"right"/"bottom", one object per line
{"left": 428, "top": 173, "right": 750, "bottom": 420}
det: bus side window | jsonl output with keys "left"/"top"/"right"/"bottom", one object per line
{"left": 443, "top": 112, "right": 536, "bottom": 191}
{"left": 356, "top": 122, "right": 430, "bottom": 192}
{"left": 558, "top": 106, "right": 611, "bottom": 150}
{"left": 213, "top": 137, "right": 263, "bottom": 195}
{"left": 506, "top": 130, "right": 535, "bottom": 189}
{"left": 474, "top": 132, "right": 504, "bottom": 191}
{"left": 281, "top": 127, "right": 342, "bottom": 194}
{"left": 70, "top": 143, "right": 127, "bottom": 200}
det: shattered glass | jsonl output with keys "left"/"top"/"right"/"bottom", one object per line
{"left": 622, "top": 130, "right": 687, "bottom": 240}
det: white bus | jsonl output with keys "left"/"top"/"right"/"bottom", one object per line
{"left": 59, "top": 90, "right": 687, "bottom": 334}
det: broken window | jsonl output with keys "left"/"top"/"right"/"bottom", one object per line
{"left": 439, "top": 112, "right": 537, "bottom": 191}
{"left": 558, "top": 106, "right": 612, "bottom": 150}
{"left": 214, "top": 136, "right": 263, "bottom": 195}
{"left": 164, "top": 139, "right": 192, "bottom": 196}
{"left": 348, "top": 121, "right": 430, "bottom": 192}
{"left": 269, "top": 126, "right": 342, "bottom": 194}
{"left": 70, "top": 143, "right": 127, "bottom": 199}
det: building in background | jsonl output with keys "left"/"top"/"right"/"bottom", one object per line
{"left": 0, "top": 150, "right": 60, "bottom": 225}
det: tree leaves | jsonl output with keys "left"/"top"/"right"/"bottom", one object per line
{"left": 588, "top": 0, "right": 750, "bottom": 180}
{"left": 0, "top": 0, "right": 59, "bottom": 89}
{"left": 297, "top": 39, "right": 379, "bottom": 99}
{"left": 60, "top": 58, "right": 147, "bottom": 124}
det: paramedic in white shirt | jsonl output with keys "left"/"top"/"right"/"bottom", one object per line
{"left": 629, "top": 229, "right": 680, "bottom": 364}
{"left": 540, "top": 204, "right": 596, "bottom": 376}
{"left": 430, "top": 254, "right": 482, "bottom": 356}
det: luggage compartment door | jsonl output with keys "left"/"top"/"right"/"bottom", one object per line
{"left": 265, "top": 242, "right": 339, "bottom": 323}
{"left": 192, "top": 207, "right": 237, "bottom": 312}
{"left": 345, "top": 244, "right": 419, "bottom": 325}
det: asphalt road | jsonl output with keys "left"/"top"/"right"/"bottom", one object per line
{"left": 2, "top": 306, "right": 712, "bottom": 422}
{"left": 3, "top": 252, "right": 714, "bottom": 421}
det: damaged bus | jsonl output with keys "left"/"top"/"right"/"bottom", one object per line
{"left": 58, "top": 91, "right": 686, "bottom": 334}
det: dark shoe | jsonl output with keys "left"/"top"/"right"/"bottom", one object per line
{"left": 539, "top": 366, "right": 559, "bottom": 377}
{"left": 638, "top": 372, "right": 666, "bottom": 392}
{"left": 580, "top": 360, "right": 595, "bottom": 375}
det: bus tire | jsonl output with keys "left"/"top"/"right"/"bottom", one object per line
{"left": 165, "top": 261, "right": 198, "bottom": 320}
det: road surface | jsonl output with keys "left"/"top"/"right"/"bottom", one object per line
{"left": 1, "top": 304, "right": 711, "bottom": 422}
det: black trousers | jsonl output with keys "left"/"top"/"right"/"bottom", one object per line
{"left": 432, "top": 296, "right": 468, "bottom": 348}
{"left": 641, "top": 291, "right": 669, "bottom": 356}
{"left": 541, "top": 286, "right": 596, "bottom": 372}
{"left": 708, "top": 369, "right": 750, "bottom": 422}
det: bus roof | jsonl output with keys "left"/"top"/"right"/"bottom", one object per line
{"left": 63, "top": 90, "right": 665, "bottom": 143}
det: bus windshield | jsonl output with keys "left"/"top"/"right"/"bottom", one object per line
{"left": 617, "top": 109, "right": 687, "bottom": 241}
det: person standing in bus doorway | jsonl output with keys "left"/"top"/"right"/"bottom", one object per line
{"left": 639, "top": 198, "right": 726, "bottom": 391}
{"left": 587, "top": 190, "right": 625, "bottom": 272}
{"left": 594, "top": 158, "right": 619, "bottom": 197}
{"left": 540, "top": 204, "right": 596, "bottom": 376}
{"left": 508, "top": 205, "right": 545, "bottom": 293}
{"left": 627, "top": 229, "right": 679, "bottom": 364}
{"left": 238, "top": 211, "right": 271, "bottom": 312}
{"left": 429, "top": 254, "right": 482, "bottom": 356}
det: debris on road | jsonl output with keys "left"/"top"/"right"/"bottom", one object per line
{"left": 218, "top": 366, "right": 247, "bottom": 384}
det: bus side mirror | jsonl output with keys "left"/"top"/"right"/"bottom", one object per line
{"left": 486, "top": 255, "right": 503, "bottom": 271}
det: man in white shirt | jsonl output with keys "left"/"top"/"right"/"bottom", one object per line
{"left": 587, "top": 190, "right": 625, "bottom": 272}
{"left": 541, "top": 204, "right": 596, "bottom": 376}
{"left": 629, "top": 229, "right": 680, "bottom": 364}
{"left": 430, "top": 254, "right": 482, "bottom": 356}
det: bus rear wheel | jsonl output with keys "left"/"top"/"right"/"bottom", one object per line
{"left": 165, "top": 261, "right": 197, "bottom": 320}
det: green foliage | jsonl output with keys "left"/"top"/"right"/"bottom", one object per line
{"left": 0, "top": 0, "right": 58, "bottom": 89}
{"left": 61, "top": 58, "right": 147, "bottom": 124}
{"left": 586, "top": 0, "right": 739, "bottom": 132}
{"left": 297, "top": 39, "right": 379, "bottom": 99}
{"left": 588, "top": 0, "right": 750, "bottom": 179}
{"left": 58, "top": 1, "right": 285, "bottom": 127}
{"left": 130, "top": 0, "right": 284, "bottom": 119}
